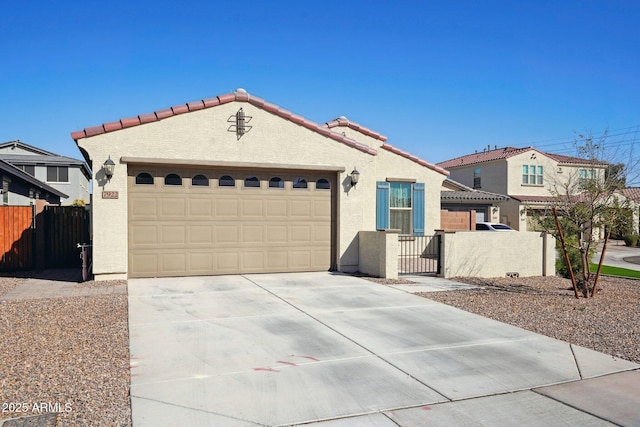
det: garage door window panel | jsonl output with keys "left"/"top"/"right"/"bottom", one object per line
{"left": 293, "top": 177, "right": 308, "bottom": 189}
{"left": 269, "top": 177, "right": 284, "bottom": 188}
{"left": 191, "top": 174, "right": 209, "bottom": 186}
{"left": 135, "top": 173, "right": 154, "bottom": 185}
{"left": 316, "top": 178, "right": 330, "bottom": 190}
{"left": 164, "top": 173, "right": 182, "bottom": 186}
{"left": 219, "top": 175, "right": 235, "bottom": 187}
{"left": 244, "top": 176, "right": 260, "bottom": 188}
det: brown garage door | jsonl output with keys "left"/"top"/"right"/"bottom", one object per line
{"left": 127, "top": 166, "right": 336, "bottom": 278}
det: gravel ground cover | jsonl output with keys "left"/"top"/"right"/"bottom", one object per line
{"left": 0, "top": 277, "right": 131, "bottom": 426}
{"left": 421, "top": 275, "right": 640, "bottom": 364}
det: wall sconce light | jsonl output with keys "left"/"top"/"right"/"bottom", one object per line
{"left": 103, "top": 156, "right": 115, "bottom": 181}
{"left": 236, "top": 108, "right": 245, "bottom": 137}
{"left": 350, "top": 168, "right": 360, "bottom": 187}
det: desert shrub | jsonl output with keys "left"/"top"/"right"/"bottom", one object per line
{"left": 623, "top": 234, "right": 639, "bottom": 247}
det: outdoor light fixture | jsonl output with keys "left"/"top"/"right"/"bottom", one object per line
{"left": 103, "top": 156, "right": 115, "bottom": 181}
{"left": 236, "top": 108, "right": 245, "bottom": 137}
{"left": 350, "top": 168, "right": 360, "bottom": 187}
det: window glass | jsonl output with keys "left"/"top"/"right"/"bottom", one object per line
{"left": 164, "top": 173, "right": 182, "bottom": 186}
{"left": 47, "top": 166, "right": 69, "bottom": 183}
{"left": 522, "top": 165, "right": 529, "bottom": 184}
{"left": 192, "top": 174, "right": 209, "bottom": 186}
{"left": 269, "top": 177, "right": 284, "bottom": 188}
{"left": 390, "top": 183, "right": 412, "bottom": 208}
{"left": 219, "top": 175, "right": 235, "bottom": 187}
{"left": 473, "top": 168, "right": 481, "bottom": 188}
{"left": 19, "top": 165, "right": 35, "bottom": 176}
{"left": 316, "top": 178, "right": 330, "bottom": 190}
{"left": 293, "top": 177, "right": 307, "bottom": 188}
{"left": 390, "top": 182, "right": 412, "bottom": 234}
{"left": 244, "top": 176, "right": 260, "bottom": 188}
{"left": 135, "top": 172, "right": 154, "bottom": 185}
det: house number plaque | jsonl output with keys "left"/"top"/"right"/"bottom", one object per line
{"left": 102, "top": 191, "right": 119, "bottom": 199}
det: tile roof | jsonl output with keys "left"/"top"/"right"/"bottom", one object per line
{"left": 71, "top": 89, "right": 378, "bottom": 155}
{"left": 71, "top": 88, "right": 448, "bottom": 176}
{"left": 437, "top": 146, "right": 608, "bottom": 169}
{"left": 0, "top": 159, "right": 68, "bottom": 199}
{"left": 437, "top": 146, "right": 533, "bottom": 168}
{"left": 622, "top": 187, "right": 640, "bottom": 201}
{"left": 441, "top": 190, "right": 509, "bottom": 202}
{"left": 322, "top": 116, "right": 387, "bottom": 142}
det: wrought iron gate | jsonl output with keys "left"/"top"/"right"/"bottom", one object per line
{"left": 399, "top": 234, "right": 441, "bottom": 275}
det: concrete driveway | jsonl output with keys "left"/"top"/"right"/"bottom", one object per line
{"left": 128, "top": 272, "right": 639, "bottom": 426}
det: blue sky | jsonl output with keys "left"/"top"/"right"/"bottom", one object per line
{"left": 2, "top": 1, "right": 639, "bottom": 177}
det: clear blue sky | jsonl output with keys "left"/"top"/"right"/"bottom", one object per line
{"left": 2, "top": 1, "right": 639, "bottom": 176}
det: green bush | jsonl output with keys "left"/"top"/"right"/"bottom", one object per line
{"left": 556, "top": 236, "right": 596, "bottom": 279}
{"left": 623, "top": 234, "right": 639, "bottom": 247}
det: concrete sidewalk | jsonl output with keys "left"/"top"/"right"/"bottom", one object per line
{"left": 128, "top": 272, "right": 639, "bottom": 426}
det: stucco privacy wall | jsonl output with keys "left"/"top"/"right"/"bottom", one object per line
{"left": 437, "top": 230, "right": 555, "bottom": 278}
{"left": 358, "top": 230, "right": 399, "bottom": 279}
{"left": 74, "top": 90, "right": 448, "bottom": 279}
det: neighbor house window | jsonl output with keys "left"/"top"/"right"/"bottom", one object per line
{"left": 473, "top": 168, "right": 481, "bottom": 188}
{"left": 47, "top": 166, "right": 68, "bottom": 183}
{"left": 164, "top": 173, "right": 182, "bottom": 186}
{"left": 192, "top": 174, "right": 209, "bottom": 186}
{"left": 376, "top": 181, "right": 425, "bottom": 236}
{"left": 579, "top": 169, "right": 596, "bottom": 180}
{"left": 522, "top": 165, "right": 543, "bottom": 185}
{"left": 135, "top": 172, "right": 154, "bottom": 185}
{"left": 2, "top": 180, "right": 8, "bottom": 205}
{"left": 18, "top": 165, "right": 35, "bottom": 176}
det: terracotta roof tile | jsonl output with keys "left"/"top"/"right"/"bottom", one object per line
{"left": 155, "top": 108, "right": 174, "bottom": 120}
{"left": 138, "top": 113, "right": 157, "bottom": 124}
{"left": 85, "top": 125, "right": 106, "bottom": 137}
{"left": 120, "top": 117, "right": 141, "bottom": 128}
{"left": 323, "top": 116, "right": 388, "bottom": 142}
{"left": 622, "top": 187, "right": 640, "bottom": 201}
{"left": 437, "top": 146, "right": 532, "bottom": 169}
{"left": 202, "top": 97, "right": 221, "bottom": 108}
{"left": 103, "top": 121, "right": 123, "bottom": 132}
{"left": 187, "top": 101, "right": 205, "bottom": 111}
{"left": 171, "top": 104, "right": 189, "bottom": 115}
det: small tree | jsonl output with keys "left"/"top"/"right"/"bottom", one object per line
{"left": 533, "top": 129, "right": 638, "bottom": 298}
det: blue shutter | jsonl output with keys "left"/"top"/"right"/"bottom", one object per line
{"left": 376, "top": 181, "right": 389, "bottom": 230}
{"left": 413, "top": 182, "right": 425, "bottom": 236}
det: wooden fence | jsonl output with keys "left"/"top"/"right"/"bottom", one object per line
{"left": 0, "top": 205, "right": 90, "bottom": 271}
{"left": 0, "top": 206, "right": 35, "bottom": 270}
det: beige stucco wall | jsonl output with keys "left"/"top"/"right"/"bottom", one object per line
{"left": 358, "top": 230, "right": 399, "bottom": 278}
{"left": 77, "top": 98, "right": 447, "bottom": 279}
{"left": 438, "top": 230, "right": 555, "bottom": 278}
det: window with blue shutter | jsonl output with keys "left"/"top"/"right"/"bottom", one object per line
{"left": 376, "top": 180, "right": 425, "bottom": 236}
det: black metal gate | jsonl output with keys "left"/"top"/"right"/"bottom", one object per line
{"left": 399, "top": 234, "right": 441, "bottom": 275}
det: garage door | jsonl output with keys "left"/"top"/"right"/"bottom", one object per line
{"left": 128, "top": 166, "right": 336, "bottom": 278}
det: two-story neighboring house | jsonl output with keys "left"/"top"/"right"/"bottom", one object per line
{"left": 0, "top": 140, "right": 92, "bottom": 206}
{"left": 437, "top": 146, "right": 609, "bottom": 231}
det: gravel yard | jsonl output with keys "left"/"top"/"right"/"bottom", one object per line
{"left": 421, "top": 275, "right": 640, "bottom": 364}
{"left": 0, "top": 277, "right": 130, "bottom": 426}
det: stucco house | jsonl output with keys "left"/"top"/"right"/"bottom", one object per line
{"left": 441, "top": 178, "right": 509, "bottom": 226}
{"left": 437, "top": 146, "right": 609, "bottom": 231}
{"left": 72, "top": 88, "right": 449, "bottom": 280}
{"left": 0, "top": 140, "right": 91, "bottom": 205}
